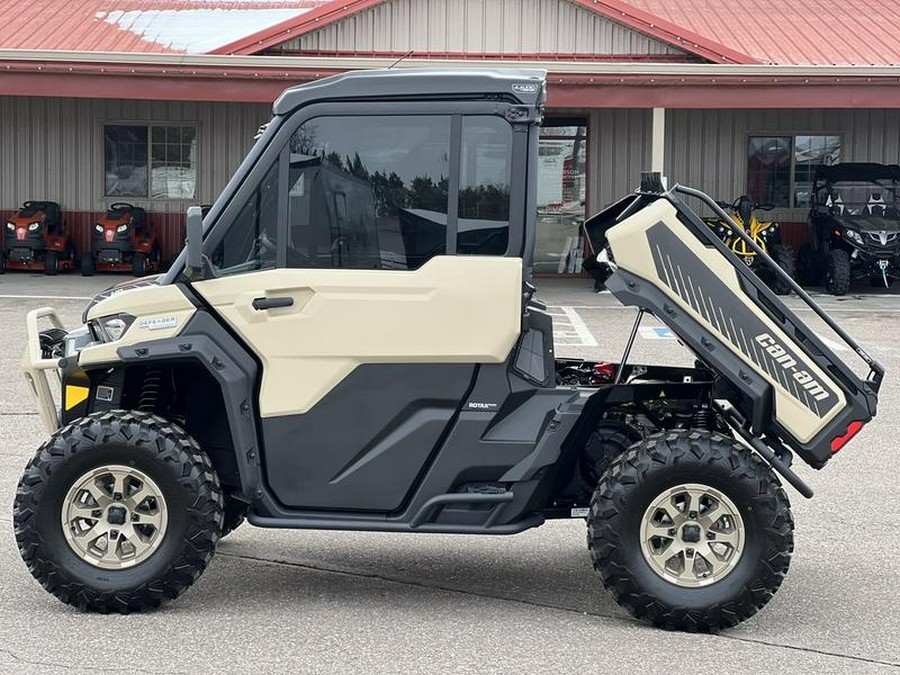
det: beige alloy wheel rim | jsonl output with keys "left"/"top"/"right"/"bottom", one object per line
{"left": 61, "top": 464, "right": 168, "bottom": 570}
{"left": 639, "top": 483, "right": 745, "bottom": 588}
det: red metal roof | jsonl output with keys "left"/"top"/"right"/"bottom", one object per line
{"left": 0, "top": 0, "right": 330, "bottom": 53}
{"left": 3, "top": 0, "right": 899, "bottom": 66}
{"left": 624, "top": 0, "right": 900, "bottom": 65}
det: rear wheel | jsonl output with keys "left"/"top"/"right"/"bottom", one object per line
{"left": 825, "top": 248, "right": 852, "bottom": 296}
{"left": 587, "top": 430, "right": 793, "bottom": 632}
{"left": 44, "top": 250, "right": 59, "bottom": 276}
{"left": 132, "top": 252, "right": 147, "bottom": 277}
{"left": 0, "top": 251, "right": 5, "bottom": 274}
{"left": 767, "top": 244, "right": 795, "bottom": 295}
{"left": 13, "top": 411, "right": 223, "bottom": 613}
{"left": 797, "top": 243, "right": 821, "bottom": 286}
{"left": 81, "top": 252, "right": 94, "bottom": 276}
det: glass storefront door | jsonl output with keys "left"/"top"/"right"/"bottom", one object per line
{"left": 534, "top": 118, "right": 588, "bottom": 274}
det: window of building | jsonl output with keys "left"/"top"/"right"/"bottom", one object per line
{"left": 104, "top": 124, "right": 197, "bottom": 199}
{"left": 210, "top": 161, "right": 279, "bottom": 276}
{"left": 534, "top": 118, "right": 587, "bottom": 274}
{"left": 747, "top": 134, "right": 841, "bottom": 208}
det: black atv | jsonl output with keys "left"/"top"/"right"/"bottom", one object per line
{"left": 799, "top": 163, "right": 900, "bottom": 295}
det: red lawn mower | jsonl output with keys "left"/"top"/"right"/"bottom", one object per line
{"left": 1, "top": 201, "right": 75, "bottom": 275}
{"left": 81, "top": 203, "right": 161, "bottom": 277}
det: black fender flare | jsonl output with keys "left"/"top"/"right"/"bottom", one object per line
{"left": 116, "top": 311, "right": 263, "bottom": 499}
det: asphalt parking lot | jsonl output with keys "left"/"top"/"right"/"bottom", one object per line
{"left": 1, "top": 273, "right": 899, "bottom": 674}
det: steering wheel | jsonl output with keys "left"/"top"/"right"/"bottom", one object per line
{"left": 110, "top": 202, "right": 135, "bottom": 211}
{"left": 251, "top": 231, "right": 277, "bottom": 262}
{"left": 330, "top": 236, "right": 349, "bottom": 253}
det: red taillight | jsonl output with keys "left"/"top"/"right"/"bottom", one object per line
{"left": 831, "top": 420, "right": 864, "bottom": 453}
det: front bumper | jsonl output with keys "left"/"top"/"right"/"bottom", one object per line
{"left": 21, "top": 307, "right": 64, "bottom": 434}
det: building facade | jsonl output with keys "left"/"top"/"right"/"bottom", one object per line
{"left": 3, "top": 0, "right": 900, "bottom": 272}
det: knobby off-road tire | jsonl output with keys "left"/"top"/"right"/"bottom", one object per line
{"left": 580, "top": 420, "right": 642, "bottom": 488}
{"left": 768, "top": 244, "right": 795, "bottom": 296}
{"left": 825, "top": 248, "right": 852, "bottom": 296}
{"left": 14, "top": 411, "right": 223, "bottom": 613}
{"left": 587, "top": 430, "right": 794, "bottom": 632}
{"left": 44, "top": 250, "right": 59, "bottom": 276}
{"left": 796, "top": 243, "right": 821, "bottom": 286}
{"left": 132, "top": 252, "right": 147, "bottom": 277}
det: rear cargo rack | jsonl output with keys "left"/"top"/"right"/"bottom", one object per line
{"left": 590, "top": 174, "right": 883, "bottom": 473}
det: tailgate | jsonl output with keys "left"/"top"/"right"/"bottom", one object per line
{"left": 585, "top": 181, "right": 883, "bottom": 469}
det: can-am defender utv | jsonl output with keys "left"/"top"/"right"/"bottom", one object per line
{"left": 1, "top": 201, "right": 75, "bottom": 275}
{"left": 81, "top": 202, "right": 161, "bottom": 277}
{"left": 799, "top": 162, "right": 900, "bottom": 294}
{"left": 16, "top": 70, "right": 882, "bottom": 632}
{"left": 702, "top": 196, "right": 795, "bottom": 295}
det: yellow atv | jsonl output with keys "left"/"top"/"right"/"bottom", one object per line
{"left": 705, "top": 196, "right": 795, "bottom": 295}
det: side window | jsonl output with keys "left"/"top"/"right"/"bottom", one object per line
{"left": 210, "top": 161, "right": 279, "bottom": 276}
{"left": 458, "top": 117, "right": 512, "bottom": 255}
{"left": 287, "top": 115, "right": 451, "bottom": 270}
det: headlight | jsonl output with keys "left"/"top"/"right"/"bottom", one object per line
{"left": 95, "top": 224, "right": 103, "bottom": 233}
{"left": 28, "top": 222, "right": 41, "bottom": 231}
{"left": 845, "top": 229, "right": 864, "bottom": 245}
{"left": 116, "top": 224, "right": 128, "bottom": 233}
{"left": 90, "top": 313, "right": 136, "bottom": 342}
{"left": 6, "top": 222, "right": 13, "bottom": 230}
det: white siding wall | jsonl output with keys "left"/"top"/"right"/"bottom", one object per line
{"left": 589, "top": 108, "right": 652, "bottom": 213}
{"left": 0, "top": 96, "right": 271, "bottom": 213}
{"left": 276, "top": 0, "right": 684, "bottom": 55}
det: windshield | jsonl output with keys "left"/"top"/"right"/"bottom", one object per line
{"left": 815, "top": 178, "right": 900, "bottom": 218}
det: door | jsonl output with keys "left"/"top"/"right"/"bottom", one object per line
{"left": 193, "top": 110, "right": 525, "bottom": 511}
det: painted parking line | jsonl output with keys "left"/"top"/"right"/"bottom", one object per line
{"left": 0, "top": 294, "right": 91, "bottom": 300}
{"left": 549, "top": 306, "right": 598, "bottom": 347}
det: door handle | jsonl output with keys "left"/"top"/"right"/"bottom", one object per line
{"left": 252, "top": 296, "right": 294, "bottom": 311}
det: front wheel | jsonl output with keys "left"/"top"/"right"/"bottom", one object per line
{"left": 587, "top": 430, "right": 793, "bottom": 632}
{"left": 13, "top": 411, "right": 223, "bottom": 613}
{"left": 80, "top": 252, "right": 94, "bottom": 276}
{"left": 825, "top": 248, "right": 852, "bottom": 296}
{"left": 132, "top": 252, "right": 147, "bottom": 277}
{"left": 44, "top": 250, "right": 59, "bottom": 276}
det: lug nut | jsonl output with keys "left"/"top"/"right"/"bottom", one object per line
{"left": 668, "top": 528, "right": 676, "bottom": 536}
{"left": 685, "top": 548, "right": 694, "bottom": 557}
{"left": 707, "top": 532, "right": 716, "bottom": 540}
{"left": 91, "top": 510, "right": 102, "bottom": 518}
{"left": 689, "top": 511, "right": 698, "bottom": 519}
{"left": 132, "top": 514, "right": 140, "bottom": 522}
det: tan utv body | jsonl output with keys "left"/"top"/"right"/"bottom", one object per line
{"left": 15, "top": 69, "right": 882, "bottom": 631}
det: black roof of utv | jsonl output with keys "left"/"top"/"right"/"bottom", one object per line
{"left": 813, "top": 162, "right": 900, "bottom": 184}
{"left": 273, "top": 68, "right": 547, "bottom": 115}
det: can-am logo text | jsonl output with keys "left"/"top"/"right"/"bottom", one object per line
{"left": 755, "top": 333, "right": 830, "bottom": 401}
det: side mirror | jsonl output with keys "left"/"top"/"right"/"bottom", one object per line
{"left": 185, "top": 206, "right": 204, "bottom": 279}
